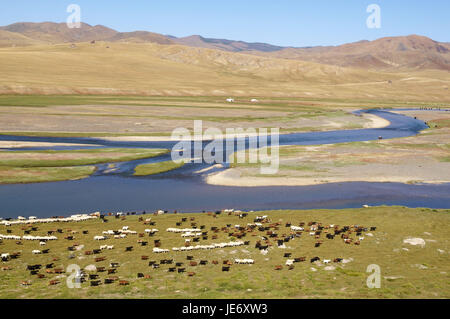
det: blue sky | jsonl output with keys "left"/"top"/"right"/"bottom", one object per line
{"left": 0, "top": 1, "right": 448, "bottom": 47}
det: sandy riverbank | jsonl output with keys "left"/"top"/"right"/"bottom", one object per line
{"left": 206, "top": 109, "right": 449, "bottom": 187}
{"left": 0, "top": 141, "right": 93, "bottom": 149}
{"left": 362, "top": 113, "right": 391, "bottom": 128}
{"left": 98, "top": 113, "right": 390, "bottom": 143}
{"left": 205, "top": 167, "right": 450, "bottom": 187}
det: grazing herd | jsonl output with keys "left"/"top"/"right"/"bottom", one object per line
{"left": 0, "top": 210, "right": 377, "bottom": 289}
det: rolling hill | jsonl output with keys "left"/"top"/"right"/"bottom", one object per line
{"left": 252, "top": 35, "right": 450, "bottom": 71}
{"left": 0, "top": 29, "right": 45, "bottom": 47}
{"left": 172, "top": 35, "right": 284, "bottom": 52}
{"left": 0, "top": 22, "right": 117, "bottom": 43}
{"left": 1, "top": 22, "right": 449, "bottom": 71}
{"left": 0, "top": 21, "right": 448, "bottom": 100}
{"left": 0, "top": 41, "right": 448, "bottom": 101}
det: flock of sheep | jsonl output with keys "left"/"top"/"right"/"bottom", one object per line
{"left": 0, "top": 209, "right": 376, "bottom": 288}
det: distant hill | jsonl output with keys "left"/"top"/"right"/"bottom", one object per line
{"left": 0, "top": 22, "right": 284, "bottom": 52}
{"left": 0, "top": 41, "right": 448, "bottom": 101}
{"left": 252, "top": 35, "right": 450, "bottom": 71}
{"left": 172, "top": 35, "right": 284, "bottom": 52}
{"left": 0, "top": 22, "right": 117, "bottom": 43}
{"left": 105, "top": 31, "right": 175, "bottom": 45}
{"left": 0, "top": 22, "right": 449, "bottom": 71}
{"left": 0, "top": 29, "right": 45, "bottom": 47}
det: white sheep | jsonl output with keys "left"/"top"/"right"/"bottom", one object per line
{"left": 166, "top": 228, "right": 199, "bottom": 233}
{"left": 235, "top": 258, "right": 254, "bottom": 264}
{"left": 285, "top": 259, "right": 294, "bottom": 266}
{"left": 153, "top": 247, "right": 169, "bottom": 253}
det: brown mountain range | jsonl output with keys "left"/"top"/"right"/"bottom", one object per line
{"left": 251, "top": 35, "right": 450, "bottom": 71}
{"left": 172, "top": 35, "right": 284, "bottom": 52}
{"left": 0, "top": 22, "right": 449, "bottom": 71}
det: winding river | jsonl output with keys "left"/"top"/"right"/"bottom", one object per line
{"left": 0, "top": 109, "right": 449, "bottom": 217}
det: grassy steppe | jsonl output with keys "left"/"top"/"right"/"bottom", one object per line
{"left": 0, "top": 95, "right": 448, "bottom": 137}
{"left": 0, "top": 166, "right": 96, "bottom": 184}
{"left": 134, "top": 161, "right": 185, "bottom": 176}
{"left": 0, "top": 42, "right": 449, "bottom": 102}
{"left": 0, "top": 207, "right": 448, "bottom": 299}
{"left": 0, "top": 148, "right": 168, "bottom": 167}
{"left": 212, "top": 109, "right": 450, "bottom": 187}
{"left": 0, "top": 148, "right": 168, "bottom": 184}
{"left": 0, "top": 95, "right": 383, "bottom": 137}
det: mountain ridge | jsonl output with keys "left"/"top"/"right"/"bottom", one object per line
{"left": 1, "top": 22, "right": 449, "bottom": 71}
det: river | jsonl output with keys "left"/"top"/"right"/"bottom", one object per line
{"left": 0, "top": 109, "right": 448, "bottom": 217}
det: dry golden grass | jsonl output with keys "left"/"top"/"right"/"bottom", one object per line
{"left": 0, "top": 96, "right": 380, "bottom": 135}
{"left": 0, "top": 166, "right": 96, "bottom": 184}
{"left": 0, "top": 42, "right": 448, "bottom": 101}
{"left": 0, "top": 207, "right": 448, "bottom": 299}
